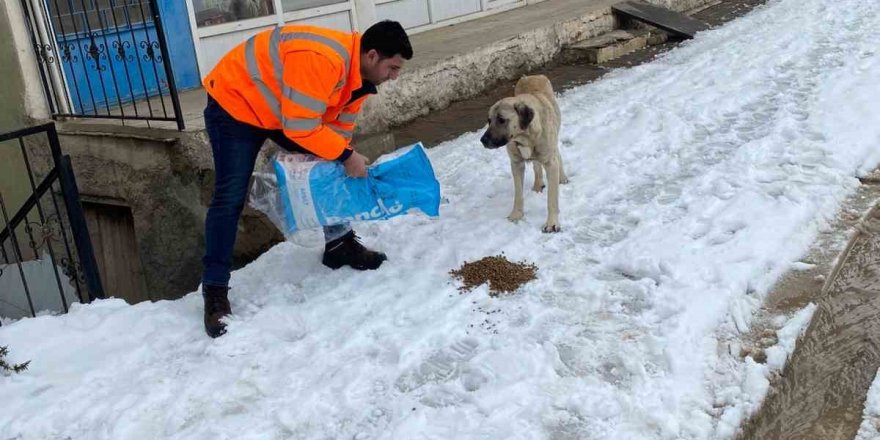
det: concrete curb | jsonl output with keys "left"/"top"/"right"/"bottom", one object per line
{"left": 822, "top": 200, "right": 880, "bottom": 295}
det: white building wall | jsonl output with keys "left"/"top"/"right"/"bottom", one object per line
{"left": 2, "top": 0, "right": 52, "bottom": 120}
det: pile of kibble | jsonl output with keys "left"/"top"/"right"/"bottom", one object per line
{"left": 449, "top": 255, "right": 538, "bottom": 297}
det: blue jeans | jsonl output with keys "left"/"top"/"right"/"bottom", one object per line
{"left": 202, "top": 96, "right": 350, "bottom": 288}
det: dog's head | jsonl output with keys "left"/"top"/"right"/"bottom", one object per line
{"left": 480, "top": 97, "right": 535, "bottom": 149}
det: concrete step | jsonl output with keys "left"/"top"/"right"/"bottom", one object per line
{"left": 562, "top": 28, "right": 668, "bottom": 65}
{"left": 613, "top": 0, "right": 711, "bottom": 39}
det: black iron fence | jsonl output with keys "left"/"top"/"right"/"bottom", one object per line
{"left": 0, "top": 123, "right": 104, "bottom": 325}
{"left": 19, "top": 0, "right": 185, "bottom": 129}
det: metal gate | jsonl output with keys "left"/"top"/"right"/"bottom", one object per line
{"left": 0, "top": 123, "right": 104, "bottom": 324}
{"left": 19, "top": 0, "right": 185, "bottom": 130}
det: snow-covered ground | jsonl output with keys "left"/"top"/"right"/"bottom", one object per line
{"left": 857, "top": 370, "right": 880, "bottom": 440}
{"left": 3, "top": 0, "right": 880, "bottom": 438}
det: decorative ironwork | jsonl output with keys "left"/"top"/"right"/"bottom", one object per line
{"left": 61, "top": 42, "right": 77, "bottom": 64}
{"left": 0, "top": 123, "right": 105, "bottom": 325}
{"left": 19, "top": 0, "right": 184, "bottom": 129}
{"left": 60, "top": 255, "right": 87, "bottom": 292}
{"left": 35, "top": 43, "right": 55, "bottom": 65}
{"left": 23, "top": 215, "right": 64, "bottom": 253}
{"left": 86, "top": 36, "right": 106, "bottom": 71}
{"left": 113, "top": 40, "right": 133, "bottom": 62}
{"left": 141, "top": 40, "right": 162, "bottom": 63}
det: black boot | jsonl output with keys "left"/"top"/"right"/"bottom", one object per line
{"left": 322, "top": 231, "right": 387, "bottom": 270}
{"left": 203, "top": 285, "right": 231, "bottom": 338}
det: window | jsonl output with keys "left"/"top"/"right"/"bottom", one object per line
{"left": 281, "top": 0, "right": 347, "bottom": 13}
{"left": 193, "top": 0, "right": 276, "bottom": 28}
{"left": 49, "top": 0, "right": 148, "bottom": 35}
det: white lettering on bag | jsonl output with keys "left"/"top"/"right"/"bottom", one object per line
{"left": 325, "top": 200, "right": 405, "bottom": 224}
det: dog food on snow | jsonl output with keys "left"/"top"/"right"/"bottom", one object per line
{"left": 450, "top": 255, "right": 538, "bottom": 296}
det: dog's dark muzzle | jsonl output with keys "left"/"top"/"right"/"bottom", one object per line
{"left": 480, "top": 132, "right": 506, "bottom": 149}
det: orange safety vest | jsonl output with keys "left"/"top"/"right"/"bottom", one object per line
{"left": 204, "top": 25, "right": 368, "bottom": 160}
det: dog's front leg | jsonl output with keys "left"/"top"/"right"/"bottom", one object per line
{"left": 543, "top": 159, "right": 561, "bottom": 233}
{"left": 508, "top": 159, "right": 526, "bottom": 222}
{"left": 532, "top": 162, "right": 545, "bottom": 193}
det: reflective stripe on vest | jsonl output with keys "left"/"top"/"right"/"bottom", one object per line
{"left": 329, "top": 125, "right": 352, "bottom": 139}
{"left": 284, "top": 87, "right": 327, "bottom": 114}
{"left": 245, "top": 36, "right": 281, "bottom": 121}
{"left": 285, "top": 117, "right": 321, "bottom": 131}
{"left": 244, "top": 27, "right": 351, "bottom": 130}
{"left": 338, "top": 112, "right": 357, "bottom": 123}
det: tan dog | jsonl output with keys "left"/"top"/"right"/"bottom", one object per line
{"left": 480, "top": 75, "right": 568, "bottom": 233}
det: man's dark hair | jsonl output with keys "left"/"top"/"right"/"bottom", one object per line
{"left": 361, "top": 20, "right": 413, "bottom": 60}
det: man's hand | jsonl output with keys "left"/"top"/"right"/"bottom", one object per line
{"left": 343, "top": 151, "right": 368, "bottom": 177}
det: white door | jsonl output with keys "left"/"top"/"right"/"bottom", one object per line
{"left": 375, "top": 0, "right": 431, "bottom": 29}
{"left": 486, "top": 0, "right": 523, "bottom": 10}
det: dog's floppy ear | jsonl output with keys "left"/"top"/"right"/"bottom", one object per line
{"left": 515, "top": 102, "right": 534, "bottom": 130}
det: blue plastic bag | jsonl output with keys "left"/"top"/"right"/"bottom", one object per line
{"left": 260, "top": 143, "right": 440, "bottom": 236}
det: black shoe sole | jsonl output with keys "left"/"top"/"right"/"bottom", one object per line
{"left": 205, "top": 325, "right": 227, "bottom": 338}
{"left": 322, "top": 256, "right": 387, "bottom": 271}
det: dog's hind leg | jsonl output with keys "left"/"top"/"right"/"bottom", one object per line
{"left": 557, "top": 151, "right": 569, "bottom": 185}
{"left": 508, "top": 159, "right": 526, "bottom": 222}
{"left": 531, "top": 162, "right": 545, "bottom": 193}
